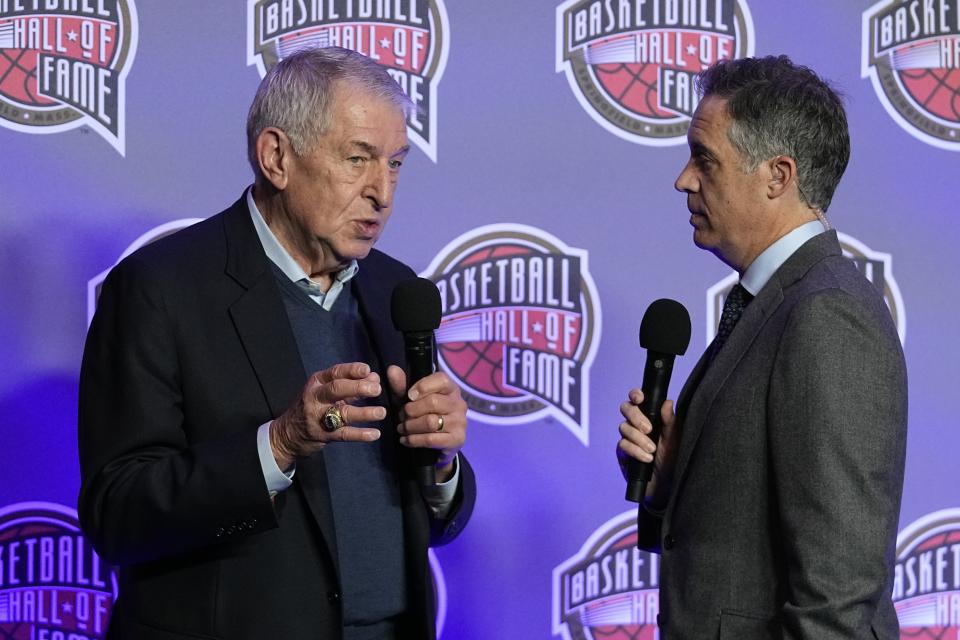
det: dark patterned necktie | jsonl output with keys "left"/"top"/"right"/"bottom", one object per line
{"left": 709, "top": 283, "right": 753, "bottom": 363}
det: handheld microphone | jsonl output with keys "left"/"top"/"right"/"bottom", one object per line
{"left": 390, "top": 277, "right": 443, "bottom": 488}
{"left": 625, "top": 299, "right": 691, "bottom": 503}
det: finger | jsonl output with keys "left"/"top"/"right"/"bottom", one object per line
{"left": 407, "top": 371, "right": 456, "bottom": 401}
{"left": 317, "top": 377, "right": 382, "bottom": 404}
{"left": 386, "top": 364, "right": 408, "bottom": 399}
{"left": 627, "top": 388, "right": 645, "bottom": 405}
{"left": 402, "top": 390, "right": 461, "bottom": 421}
{"left": 401, "top": 411, "right": 458, "bottom": 435}
{"left": 330, "top": 426, "right": 381, "bottom": 443}
{"left": 620, "top": 402, "right": 652, "bottom": 433}
{"left": 618, "top": 421, "right": 656, "bottom": 451}
{"left": 312, "top": 362, "right": 374, "bottom": 385}
{"left": 399, "top": 431, "right": 460, "bottom": 450}
{"left": 618, "top": 436, "right": 654, "bottom": 463}
{"left": 338, "top": 403, "right": 387, "bottom": 425}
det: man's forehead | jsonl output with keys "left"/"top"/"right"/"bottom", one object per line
{"left": 687, "top": 96, "right": 730, "bottom": 142}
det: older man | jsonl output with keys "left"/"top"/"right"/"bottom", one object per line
{"left": 617, "top": 56, "right": 907, "bottom": 639}
{"left": 79, "top": 47, "right": 475, "bottom": 640}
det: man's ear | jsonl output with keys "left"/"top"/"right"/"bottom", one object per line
{"left": 767, "top": 154, "right": 798, "bottom": 200}
{"left": 256, "top": 127, "right": 291, "bottom": 191}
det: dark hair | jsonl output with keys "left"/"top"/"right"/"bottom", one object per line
{"left": 697, "top": 55, "right": 850, "bottom": 212}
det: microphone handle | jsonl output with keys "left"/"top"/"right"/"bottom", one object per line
{"left": 404, "top": 332, "right": 440, "bottom": 487}
{"left": 625, "top": 352, "right": 675, "bottom": 502}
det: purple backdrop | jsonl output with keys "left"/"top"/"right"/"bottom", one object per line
{"left": 2, "top": 1, "right": 959, "bottom": 638}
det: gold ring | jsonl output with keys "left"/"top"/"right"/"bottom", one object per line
{"left": 436, "top": 415, "right": 444, "bottom": 432}
{"left": 322, "top": 403, "right": 345, "bottom": 432}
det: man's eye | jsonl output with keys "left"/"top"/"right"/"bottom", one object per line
{"left": 348, "top": 156, "right": 366, "bottom": 165}
{"left": 388, "top": 159, "right": 403, "bottom": 169}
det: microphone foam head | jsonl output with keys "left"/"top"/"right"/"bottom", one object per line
{"left": 639, "top": 298, "right": 691, "bottom": 355}
{"left": 391, "top": 277, "right": 442, "bottom": 332}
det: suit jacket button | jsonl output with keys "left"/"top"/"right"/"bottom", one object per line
{"left": 663, "top": 534, "right": 676, "bottom": 550}
{"left": 327, "top": 591, "right": 341, "bottom": 604}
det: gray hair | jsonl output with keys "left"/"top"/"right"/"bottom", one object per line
{"left": 697, "top": 55, "right": 850, "bottom": 212}
{"left": 246, "top": 46, "right": 413, "bottom": 176}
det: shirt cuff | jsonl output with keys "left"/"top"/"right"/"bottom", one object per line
{"left": 420, "top": 455, "right": 460, "bottom": 519}
{"left": 257, "top": 421, "right": 295, "bottom": 497}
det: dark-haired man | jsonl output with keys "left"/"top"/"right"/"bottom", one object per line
{"left": 617, "top": 56, "right": 907, "bottom": 639}
{"left": 79, "top": 47, "right": 475, "bottom": 640}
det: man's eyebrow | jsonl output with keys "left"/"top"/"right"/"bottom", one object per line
{"left": 348, "top": 140, "right": 379, "bottom": 155}
{"left": 689, "top": 140, "right": 712, "bottom": 155}
{"left": 347, "top": 141, "right": 410, "bottom": 159}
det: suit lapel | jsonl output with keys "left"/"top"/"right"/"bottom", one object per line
{"left": 670, "top": 231, "right": 842, "bottom": 501}
{"left": 222, "top": 195, "right": 341, "bottom": 570}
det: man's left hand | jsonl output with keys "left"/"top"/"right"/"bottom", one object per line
{"left": 387, "top": 365, "right": 467, "bottom": 483}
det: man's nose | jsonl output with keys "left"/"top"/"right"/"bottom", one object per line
{"left": 365, "top": 162, "right": 394, "bottom": 211}
{"left": 674, "top": 161, "right": 697, "bottom": 193}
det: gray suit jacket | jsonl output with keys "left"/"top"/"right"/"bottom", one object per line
{"left": 639, "top": 231, "right": 907, "bottom": 639}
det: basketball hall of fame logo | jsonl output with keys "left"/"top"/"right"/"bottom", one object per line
{"left": 0, "top": 0, "right": 138, "bottom": 155}
{"left": 422, "top": 224, "right": 601, "bottom": 446}
{"left": 862, "top": 0, "right": 960, "bottom": 151}
{"left": 247, "top": 0, "right": 449, "bottom": 162}
{"left": 893, "top": 508, "right": 960, "bottom": 637}
{"left": 706, "top": 232, "right": 906, "bottom": 346}
{"left": 555, "top": 0, "right": 754, "bottom": 146}
{"left": 553, "top": 510, "right": 660, "bottom": 640}
{"left": 0, "top": 502, "right": 118, "bottom": 639}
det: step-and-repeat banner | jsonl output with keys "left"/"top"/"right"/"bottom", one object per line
{"left": 2, "top": 1, "right": 958, "bottom": 638}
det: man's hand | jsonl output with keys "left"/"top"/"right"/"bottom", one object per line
{"left": 270, "top": 362, "right": 385, "bottom": 470}
{"left": 617, "top": 388, "right": 679, "bottom": 508}
{"left": 387, "top": 365, "right": 467, "bottom": 484}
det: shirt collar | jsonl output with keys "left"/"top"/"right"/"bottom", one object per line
{"left": 246, "top": 187, "right": 359, "bottom": 308}
{"left": 741, "top": 219, "right": 825, "bottom": 296}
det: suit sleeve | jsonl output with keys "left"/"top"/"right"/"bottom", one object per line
{"left": 78, "top": 256, "right": 278, "bottom": 567}
{"left": 769, "top": 288, "right": 907, "bottom": 639}
{"left": 428, "top": 452, "right": 476, "bottom": 546}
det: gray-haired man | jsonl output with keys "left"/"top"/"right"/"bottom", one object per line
{"left": 79, "top": 47, "right": 475, "bottom": 640}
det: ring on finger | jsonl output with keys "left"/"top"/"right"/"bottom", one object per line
{"left": 322, "top": 402, "right": 346, "bottom": 432}
{"left": 436, "top": 415, "right": 444, "bottom": 432}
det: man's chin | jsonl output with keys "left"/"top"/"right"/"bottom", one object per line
{"left": 692, "top": 230, "right": 713, "bottom": 251}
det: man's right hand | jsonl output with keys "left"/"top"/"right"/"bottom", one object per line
{"left": 269, "top": 362, "right": 385, "bottom": 470}
{"left": 617, "top": 388, "right": 679, "bottom": 509}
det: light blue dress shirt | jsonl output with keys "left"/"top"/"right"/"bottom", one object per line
{"left": 740, "top": 220, "right": 826, "bottom": 296}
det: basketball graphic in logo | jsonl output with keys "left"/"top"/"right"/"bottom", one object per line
{"left": 893, "top": 509, "right": 960, "bottom": 638}
{"left": 0, "top": 0, "right": 138, "bottom": 154}
{"left": 553, "top": 510, "right": 660, "bottom": 639}
{"left": 862, "top": 0, "right": 960, "bottom": 150}
{"left": 555, "top": 0, "right": 755, "bottom": 146}
{"left": 422, "top": 224, "right": 601, "bottom": 446}
{"left": 247, "top": 0, "right": 449, "bottom": 161}
{"left": 0, "top": 502, "right": 118, "bottom": 639}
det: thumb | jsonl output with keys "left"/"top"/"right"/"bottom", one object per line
{"left": 387, "top": 364, "right": 408, "bottom": 399}
{"left": 661, "top": 398, "right": 675, "bottom": 424}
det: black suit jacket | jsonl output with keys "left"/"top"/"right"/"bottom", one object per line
{"left": 78, "top": 196, "right": 476, "bottom": 639}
